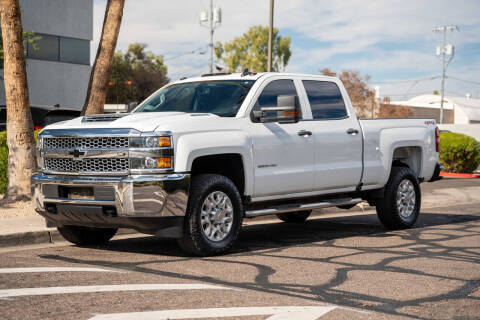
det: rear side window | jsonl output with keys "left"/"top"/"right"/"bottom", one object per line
{"left": 303, "top": 80, "right": 348, "bottom": 120}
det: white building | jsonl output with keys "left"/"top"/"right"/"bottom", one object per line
{"left": 391, "top": 94, "right": 480, "bottom": 124}
{"left": 0, "top": 0, "right": 92, "bottom": 110}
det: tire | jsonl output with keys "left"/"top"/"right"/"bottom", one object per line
{"left": 276, "top": 210, "right": 312, "bottom": 223}
{"left": 177, "top": 174, "right": 243, "bottom": 256}
{"left": 57, "top": 226, "right": 117, "bottom": 246}
{"left": 375, "top": 167, "right": 421, "bottom": 230}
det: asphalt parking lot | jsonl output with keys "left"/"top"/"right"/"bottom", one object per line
{"left": 0, "top": 179, "right": 479, "bottom": 319}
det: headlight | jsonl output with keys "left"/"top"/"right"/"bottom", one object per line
{"left": 130, "top": 135, "right": 171, "bottom": 148}
{"left": 129, "top": 133, "right": 173, "bottom": 172}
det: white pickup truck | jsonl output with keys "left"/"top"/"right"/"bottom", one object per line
{"left": 32, "top": 72, "right": 442, "bottom": 255}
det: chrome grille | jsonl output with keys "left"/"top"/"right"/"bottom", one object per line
{"left": 43, "top": 137, "right": 129, "bottom": 149}
{"left": 44, "top": 158, "right": 129, "bottom": 174}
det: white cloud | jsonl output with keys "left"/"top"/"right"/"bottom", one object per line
{"left": 92, "top": 0, "right": 480, "bottom": 95}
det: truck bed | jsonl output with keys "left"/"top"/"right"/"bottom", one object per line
{"left": 358, "top": 118, "right": 438, "bottom": 190}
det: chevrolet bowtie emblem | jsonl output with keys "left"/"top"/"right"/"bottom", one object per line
{"left": 69, "top": 149, "right": 86, "bottom": 159}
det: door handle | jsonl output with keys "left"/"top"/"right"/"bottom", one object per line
{"left": 298, "top": 130, "right": 312, "bottom": 137}
{"left": 346, "top": 128, "right": 359, "bottom": 135}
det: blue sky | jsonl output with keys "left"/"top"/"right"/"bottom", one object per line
{"left": 93, "top": 0, "right": 480, "bottom": 99}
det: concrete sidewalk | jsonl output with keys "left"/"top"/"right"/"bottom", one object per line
{"left": 0, "top": 216, "right": 61, "bottom": 248}
{"left": 0, "top": 178, "right": 478, "bottom": 249}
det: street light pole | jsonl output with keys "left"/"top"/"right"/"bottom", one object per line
{"left": 267, "top": 0, "right": 274, "bottom": 72}
{"left": 209, "top": 0, "right": 214, "bottom": 73}
{"left": 200, "top": 1, "right": 221, "bottom": 73}
{"left": 433, "top": 25, "right": 458, "bottom": 124}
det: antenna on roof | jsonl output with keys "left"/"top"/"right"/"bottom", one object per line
{"left": 241, "top": 68, "right": 249, "bottom": 77}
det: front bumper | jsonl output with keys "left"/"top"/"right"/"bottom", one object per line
{"left": 31, "top": 172, "right": 190, "bottom": 218}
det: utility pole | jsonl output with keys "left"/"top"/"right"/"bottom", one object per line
{"left": 200, "top": 1, "right": 221, "bottom": 73}
{"left": 267, "top": 0, "right": 274, "bottom": 72}
{"left": 433, "top": 25, "right": 458, "bottom": 124}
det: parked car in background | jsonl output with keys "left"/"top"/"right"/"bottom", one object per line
{"left": 0, "top": 105, "right": 81, "bottom": 131}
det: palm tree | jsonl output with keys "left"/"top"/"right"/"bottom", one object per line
{"left": 0, "top": 0, "right": 36, "bottom": 200}
{"left": 82, "top": 0, "right": 125, "bottom": 115}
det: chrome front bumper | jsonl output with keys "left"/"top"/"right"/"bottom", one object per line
{"left": 31, "top": 173, "right": 190, "bottom": 217}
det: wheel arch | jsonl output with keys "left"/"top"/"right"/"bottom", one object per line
{"left": 190, "top": 153, "right": 247, "bottom": 196}
{"left": 174, "top": 131, "right": 254, "bottom": 196}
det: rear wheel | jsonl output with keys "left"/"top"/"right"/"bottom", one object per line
{"left": 57, "top": 226, "right": 117, "bottom": 245}
{"left": 276, "top": 210, "right": 312, "bottom": 223}
{"left": 375, "top": 167, "right": 421, "bottom": 229}
{"left": 177, "top": 174, "right": 243, "bottom": 256}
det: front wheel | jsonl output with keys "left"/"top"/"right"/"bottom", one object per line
{"left": 57, "top": 226, "right": 117, "bottom": 246}
{"left": 177, "top": 174, "right": 243, "bottom": 256}
{"left": 375, "top": 167, "right": 421, "bottom": 229}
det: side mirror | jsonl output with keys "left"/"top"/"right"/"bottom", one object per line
{"left": 126, "top": 101, "right": 138, "bottom": 113}
{"left": 252, "top": 95, "right": 299, "bottom": 124}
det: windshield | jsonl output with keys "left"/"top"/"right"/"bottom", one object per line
{"left": 135, "top": 80, "right": 255, "bottom": 117}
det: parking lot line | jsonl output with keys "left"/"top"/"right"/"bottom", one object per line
{"left": 0, "top": 283, "right": 235, "bottom": 298}
{"left": 0, "top": 267, "right": 124, "bottom": 274}
{"left": 90, "top": 306, "right": 338, "bottom": 320}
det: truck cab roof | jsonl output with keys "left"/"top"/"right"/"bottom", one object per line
{"left": 174, "top": 72, "right": 339, "bottom": 84}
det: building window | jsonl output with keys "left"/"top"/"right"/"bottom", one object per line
{"left": 27, "top": 34, "right": 59, "bottom": 61}
{"left": 60, "top": 37, "right": 90, "bottom": 65}
{"left": 26, "top": 33, "right": 89, "bottom": 65}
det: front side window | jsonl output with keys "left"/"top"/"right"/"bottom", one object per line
{"left": 254, "top": 79, "right": 298, "bottom": 109}
{"left": 135, "top": 80, "right": 255, "bottom": 117}
{"left": 303, "top": 80, "right": 348, "bottom": 120}
{"left": 251, "top": 79, "right": 301, "bottom": 121}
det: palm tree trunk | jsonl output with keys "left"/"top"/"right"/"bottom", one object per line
{"left": 0, "top": 0, "right": 36, "bottom": 200}
{"left": 82, "top": 0, "right": 125, "bottom": 116}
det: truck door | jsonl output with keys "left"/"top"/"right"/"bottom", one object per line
{"left": 301, "top": 79, "right": 363, "bottom": 192}
{"left": 249, "top": 78, "right": 315, "bottom": 198}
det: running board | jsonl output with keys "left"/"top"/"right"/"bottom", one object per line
{"left": 245, "top": 197, "right": 363, "bottom": 217}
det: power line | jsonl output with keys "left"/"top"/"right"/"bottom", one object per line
{"left": 446, "top": 76, "right": 480, "bottom": 86}
{"left": 381, "top": 91, "right": 433, "bottom": 97}
{"left": 370, "top": 75, "right": 440, "bottom": 84}
{"left": 164, "top": 46, "right": 207, "bottom": 61}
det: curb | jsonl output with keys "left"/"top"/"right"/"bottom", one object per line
{"left": 0, "top": 228, "right": 137, "bottom": 249}
{"left": 440, "top": 172, "right": 480, "bottom": 179}
{"left": 0, "top": 229, "right": 62, "bottom": 248}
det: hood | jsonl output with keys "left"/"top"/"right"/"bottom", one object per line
{"left": 45, "top": 112, "right": 219, "bottom": 132}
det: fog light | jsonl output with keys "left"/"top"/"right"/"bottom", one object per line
{"left": 145, "top": 157, "right": 157, "bottom": 169}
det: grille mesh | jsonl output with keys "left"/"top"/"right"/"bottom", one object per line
{"left": 44, "top": 137, "right": 129, "bottom": 149}
{"left": 45, "top": 158, "right": 129, "bottom": 174}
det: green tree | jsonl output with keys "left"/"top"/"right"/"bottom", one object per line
{"left": 107, "top": 43, "right": 169, "bottom": 104}
{"left": 215, "top": 25, "right": 291, "bottom": 72}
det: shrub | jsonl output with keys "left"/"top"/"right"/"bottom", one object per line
{"left": 0, "top": 130, "right": 40, "bottom": 194}
{"left": 439, "top": 132, "right": 480, "bottom": 173}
